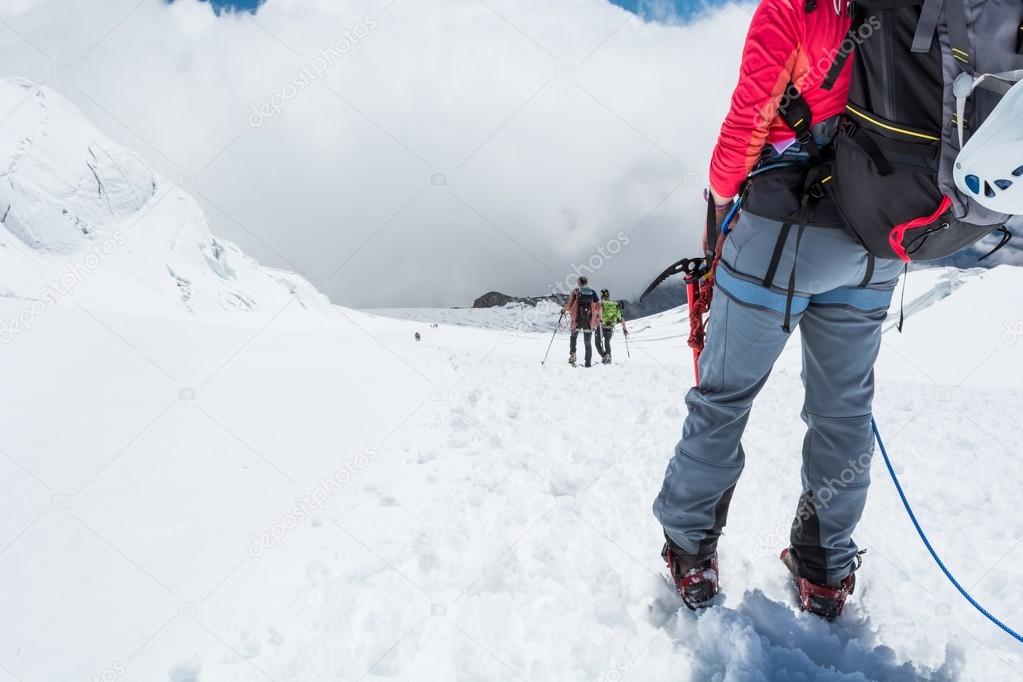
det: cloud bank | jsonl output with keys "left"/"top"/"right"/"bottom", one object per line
{"left": 0, "top": 0, "right": 753, "bottom": 307}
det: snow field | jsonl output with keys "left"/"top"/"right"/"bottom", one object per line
{"left": 3, "top": 265, "right": 1022, "bottom": 680}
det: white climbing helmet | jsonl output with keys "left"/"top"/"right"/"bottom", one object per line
{"left": 953, "top": 75, "right": 1023, "bottom": 216}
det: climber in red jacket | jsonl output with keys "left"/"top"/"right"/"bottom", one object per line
{"left": 709, "top": 0, "right": 854, "bottom": 203}
{"left": 653, "top": 0, "right": 904, "bottom": 619}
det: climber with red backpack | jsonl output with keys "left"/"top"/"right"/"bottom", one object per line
{"left": 563, "top": 276, "right": 602, "bottom": 367}
{"left": 651, "top": 0, "right": 1023, "bottom": 618}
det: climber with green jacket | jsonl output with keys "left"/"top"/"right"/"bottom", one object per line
{"left": 594, "top": 288, "right": 628, "bottom": 365}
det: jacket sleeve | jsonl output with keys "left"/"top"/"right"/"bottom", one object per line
{"left": 709, "top": 0, "right": 801, "bottom": 199}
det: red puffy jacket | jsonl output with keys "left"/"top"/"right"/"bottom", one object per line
{"left": 709, "top": 0, "right": 853, "bottom": 199}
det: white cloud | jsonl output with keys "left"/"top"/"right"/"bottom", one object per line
{"left": 0, "top": 0, "right": 751, "bottom": 307}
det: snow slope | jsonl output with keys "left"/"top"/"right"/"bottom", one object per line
{"left": 1, "top": 75, "right": 1022, "bottom": 682}
{"left": 2, "top": 264, "right": 1022, "bottom": 681}
{"left": 0, "top": 78, "right": 331, "bottom": 320}
{"left": 372, "top": 301, "right": 563, "bottom": 335}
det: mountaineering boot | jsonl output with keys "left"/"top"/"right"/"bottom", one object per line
{"left": 780, "top": 547, "right": 858, "bottom": 619}
{"left": 569, "top": 352, "right": 577, "bottom": 367}
{"left": 602, "top": 354, "right": 612, "bottom": 365}
{"left": 662, "top": 536, "right": 719, "bottom": 610}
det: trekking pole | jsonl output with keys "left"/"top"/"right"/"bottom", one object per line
{"left": 541, "top": 311, "right": 565, "bottom": 367}
{"left": 619, "top": 300, "right": 631, "bottom": 359}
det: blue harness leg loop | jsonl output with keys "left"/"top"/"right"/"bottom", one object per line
{"left": 872, "top": 418, "right": 1023, "bottom": 644}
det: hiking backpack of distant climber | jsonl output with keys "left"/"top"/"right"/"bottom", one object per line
{"left": 601, "top": 299, "right": 621, "bottom": 327}
{"left": 576, "top": 287, "right": 596, "bottom": 326}
{"left": 821, "top": 0, "right": 1023, "bottom": 262}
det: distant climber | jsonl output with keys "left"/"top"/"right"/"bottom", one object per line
{"left": 414, "top": 332, "right": 421, "bottom": 342}
{"left": 563, "top": 276, "right": 601, "bottom": 367}
{"left": 594, "top": 289, "right": 628, "bottom": 364}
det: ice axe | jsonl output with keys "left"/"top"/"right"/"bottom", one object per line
{"left": 640, "top": 257, "right": 712, "bottom": 385}
{"left": 639, "top": 191, "right": 739, "bottom": 385}
{"left": 638, "top": 258, "right": 692, "bottom": 303}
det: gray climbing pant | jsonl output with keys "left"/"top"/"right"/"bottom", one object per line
{"left": 570, "top": 327, "right": 593, "bottom": 366}
{"left": 594, "top": 326, "right": 614, "bottom": 359}
{"left": 653, "top": 212, "right": 903, "bottom": 585}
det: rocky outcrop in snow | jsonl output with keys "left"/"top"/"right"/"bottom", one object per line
{"left": 471, "top": 291, "right": 567, "bottom": 309}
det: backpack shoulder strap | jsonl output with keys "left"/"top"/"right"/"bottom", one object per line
{"left": 911, "top": 0, "right": 943, "bottom": 53}
{"left": 944, "top": 0, "right": 972, "bottom": 72}
{"left": 821, "top": 2, "right": 873, "bottom": 91}
{"left": 821, "top": 0, "right": 937, "bottom": 88}
{"left": 777, "top": 88, "right": 823, "bottom": 162}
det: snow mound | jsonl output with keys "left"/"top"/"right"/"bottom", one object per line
{"left": 0, "top": 77, "right": 331, "bottom": 317}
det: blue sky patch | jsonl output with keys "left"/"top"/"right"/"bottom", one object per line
{"left": 179, "top": 0, "right": 729, "bottom": 22}
{"left": 607, "top": 0, "right": 730, "bottom": 23}
{"left": 166, "top": 0, "right": 265, "bottom": 15}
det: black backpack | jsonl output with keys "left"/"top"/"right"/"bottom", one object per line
{"left": 576, "top": 287, "right": 596, "bottom": 326}
{"left": 824, "top": 0, "right": 1023, "bottom": 262}
{"left": 740, "top": 0, "right": 1023, "bottom": 265}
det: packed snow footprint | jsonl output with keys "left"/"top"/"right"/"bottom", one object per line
{"left": 651, "top": 587, "right": 963, "bottom": 682}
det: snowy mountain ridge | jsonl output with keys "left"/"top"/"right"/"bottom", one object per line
{"left": 0, "top": 77, "right": 332, "bottom": 320}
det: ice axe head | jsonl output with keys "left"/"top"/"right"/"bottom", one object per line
{"left": 682, "top": 258, "right": 708, "bottom": 284}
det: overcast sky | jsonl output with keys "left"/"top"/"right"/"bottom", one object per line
{"left": 0, "top": 0, "right": 752, "bottom": 308}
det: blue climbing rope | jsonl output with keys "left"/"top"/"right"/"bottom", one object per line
{"left": 871, "top": 418, "right": 1023, "bottom": 644}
